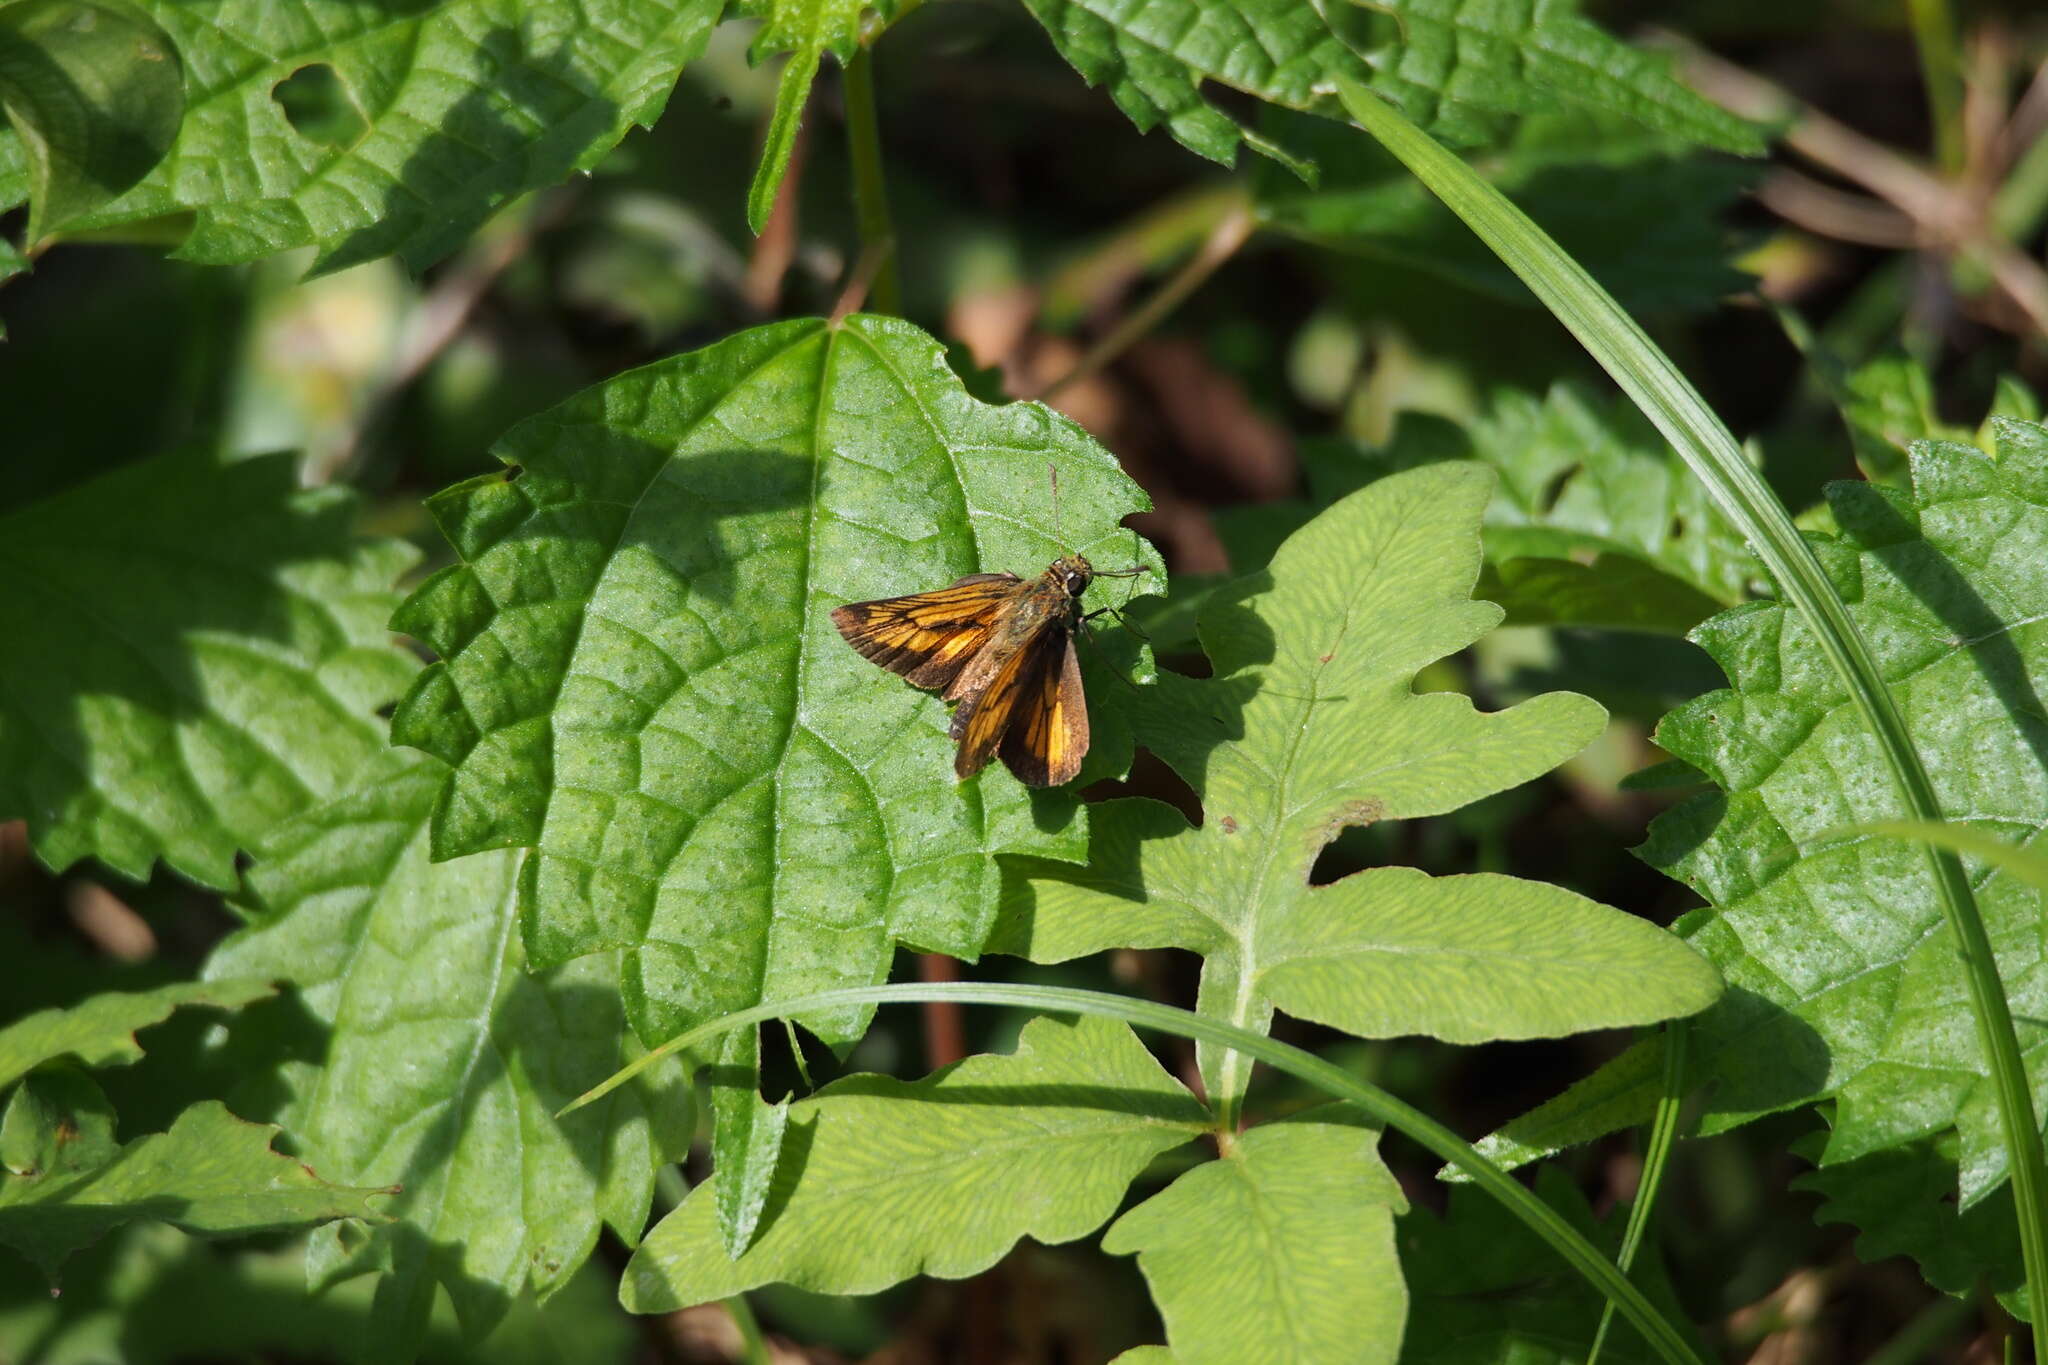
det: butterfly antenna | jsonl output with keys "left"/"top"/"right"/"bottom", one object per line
{"left": 1048, "top": 462, "right": 1069, "bottom": 553}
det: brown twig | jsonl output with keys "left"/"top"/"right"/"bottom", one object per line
{"left": 1755, "top": 172, "right": 1919, "bottom": 248}
{"left": 916, "top": 953, "right": 966, "bottom": 1069}
{"left": 1029, "top": 198, "right": 1256, "bottom": 403}
{"left": 329, "top": 188, "right": 575, "bottom": 478}
{"left": 1669, "top": 31, "right": 2048, "bottom": 340}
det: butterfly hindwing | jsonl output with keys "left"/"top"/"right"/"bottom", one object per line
{"left": 998, "top": 628, "right": 1087, "bottom": 787}
{"left": 829, "top": 572, "right": 1020, "bottom": 690}
{"left": 952, "top": 623, "right": 1084, "bottom": 786}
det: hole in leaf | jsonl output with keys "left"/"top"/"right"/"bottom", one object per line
{"left": 272, "top": 65, "right": 366, "bottom": 147}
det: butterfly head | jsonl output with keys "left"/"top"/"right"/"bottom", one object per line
{"left": 1052, "top": 554, "right": 1095, "bottom": 598}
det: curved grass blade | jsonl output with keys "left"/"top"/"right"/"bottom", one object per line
{"left": 1333, "top": 77, "right": 2048, "bottom": 1330}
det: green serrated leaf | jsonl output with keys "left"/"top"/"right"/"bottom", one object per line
{"left": 0, "top": 1101, "right": 389, "bottom": 1281}
{"left": 1256, "top": 107, "right": 1757, "bottom": 318}
{"left": 736, "top": 0, "right": 866, "bottom": 234}
{"left": 389, "top": 314, "right": 1162, "bottom": 1053}
{"left": 1477, "top": 418, "right": 2048, "bottom": 1203}
{"left": 1401, "top": 1166, "right": 1692, "bottom": 1364}
{"left": 622, "top": 1013, "right": 1208, "bottom": 1308}
{"left": 0, "top": 0, "right": 183, "bottom": 246}
{"left": 0, "top": 0, "right": 720, "bottom": 273}
{"left": 1102, "top": 1115, "right": 1406, "bottom": 1365}
{"left": 1000, "top": 463, "right": 1713, "bottom": 1118}
{"left": 204, "top": 756, "right": 688, "bottom": 1360}
{"left": 1020, "top": 0, "right": 1760, "bottom": 180}
{"left": 1220, "top": 387, "right": 1759, "bottom": 635}
{"left": 0, "top": 448, "right": 419, "bottom": 887}
{"left": 0, "top": 978, "right": 274, "bottom": 1094}
{"left": 1370, "top": 387, "right": 1755, "bottom": 631}
{"left": 1795, "top": 1128, "right": 2029, "bottom": 1323}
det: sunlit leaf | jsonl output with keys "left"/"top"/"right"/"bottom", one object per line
{"left": 622, "top": 1014, "right": 1207, "bottom": 1307}
{"left": 1022, "top": 0, "right": 1760, "bottom": 181}
{"left": 3, "top": 0, "right": 722, "bottom": 273}
{"left": 1102, "top": 1115, "right": 1406, "bottom": 1365}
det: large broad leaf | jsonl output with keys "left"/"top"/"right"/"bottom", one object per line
{"left": 389, "top": 314, "right": 1161, "bottom": 1046}
{"left": 0, "top": 1101, "right": 388, "bottom": 1281}
{"left": 0, "top": 449, "right": 418, "bottom": 887}
{"left": 0, "top": 979, "right": 272, "bottom": 1093}
{"left": 1218, "top": 386, "right": 1759, "bottom": 635}
{"left": 996, "top": 462, "right": 1719, "bottom": 1123}
{"left": 5, "top": 0, "right": 721, "bottom": 273}
{"left": 0, "top": 0, "right": 183, "bottom": 246}
{"left": 1020, "top": 0, "right": 1761, "bottom": 182}
{"left": 622, "top": 1014, "right": 1209, "bottom": 1308}
{"left": 389, "top": 314, "right": 1162, "bottom": 1252}
{"left": 1256, "top": 107, "right": 1757, "bottom": 318}
{"left": 205, "top": 756, "right": 689, "bottom": 1361}
{"left": 1474, "top": 419, "right": 2048, "bottom": 1205}
{"left": 1101, "top": 1114, "right": 1406, "bottom": 1365}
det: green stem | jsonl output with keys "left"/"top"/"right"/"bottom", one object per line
{"left": 727, "top": 1293, "right": 773, "bottom": 1365}
{"left": 842, "top": 45, "right": 900, "bottom": 317}
{"left": 1335, "top": 79, "right": 2048, "bottom": 1352}
{"left": 1585, "top": 1019, "right": 1689, "bottom": 1365}
{"left": 1907, "top": 0, "right": 1966, "bottom": 173}
{"left": 564, "top": 981, "right": 1709, "bottom": 1365}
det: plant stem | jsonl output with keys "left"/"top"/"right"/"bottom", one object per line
{"left": 842, "top": 45, "right": 900, "bottom": 317}
{"left": 727, "top": 1293, "right": 774, "bottom": 1365}
{"left": 565, "top": 982, "right": 1711, "bottom": 1365}
{"left": 1585, "top": 1019, "right": 1689, "bottom": 1365}
{"left": 1337, "top": 80, "right": 2048, "bottom": 1355}
{"left": 1034, "top": 195, "right": 1255, "bottom": 402}
{"left": 1907, "top": 0, "right": 1967, "bottom": 174}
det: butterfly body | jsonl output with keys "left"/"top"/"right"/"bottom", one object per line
{"left": 832, "top": 554, "right": 1129, "bottom": 787}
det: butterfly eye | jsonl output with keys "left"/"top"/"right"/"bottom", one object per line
{"left": 1065, "top": 570, "right": 1087, "bottom": 595}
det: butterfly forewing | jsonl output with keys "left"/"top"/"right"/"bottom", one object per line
{"left": 829, "top": 572, "right": 1021, "bottom": 691}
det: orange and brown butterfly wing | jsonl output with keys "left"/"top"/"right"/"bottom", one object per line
{"left": 998, "top": 629, "right": 1088, "bottom": 787}
{"left": 950, "top": 625, "right": 1088, "bottom": 786}
{"left": 830, "top": 572, "right": 1020, "bottom": 691}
